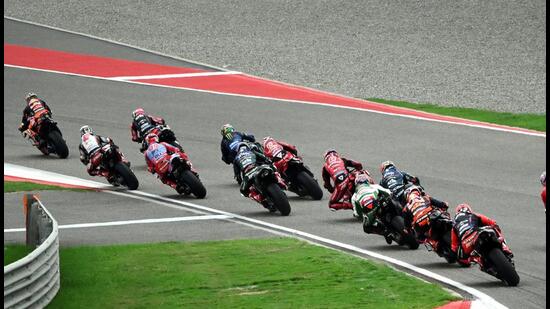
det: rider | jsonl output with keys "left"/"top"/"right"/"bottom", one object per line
{"left": 78, "top": 125, "right": 119, "bottom": 180}
{"left": 321, "top": 149, "right": 365, "bottom": 211}
{"left": 130, "top": 108, "right": 170, "bottom": 151}
{"left": 541, "top": 171, "right": 546, "bottom": 211}
{"left": 402, "top": 185, "right": 449, "bottom": 249}
{"left": 379, "top": 161, "right": 420, "bottom": 206}
{"left": 234, "top": 142, "right": 273, "bottom": 208}
{"left": 144, "top": 133, "right": 194, "bottom": 193}
{"left": 261, "top": 136, "right": 298, "bottom": 172}
{"left": 351, "top": 173, "right": 394, "bottom": 237}
{"left": 450, "top": 203, "right": 500, "bottom": 267}
{"left": 18, "top": 92, "right": 53, "bottom": 150}
{"left": 220, "top": 124, "right": 256, "bottom": 181}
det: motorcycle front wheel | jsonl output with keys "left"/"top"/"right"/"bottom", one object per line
{"left": 487, "top": 248, "right": 520, "bottom": 286}
{"left": 48, "top": 130, "right": 69, "bottom": 158}
{"left": 266, "top": 183, "right": 291, "bottom": 216}
{"left": 180, "top": 170, "right": 207, "bottom": 199}
{"left": 114, "top": 162, "right": 139, "bottom": 190}
{"left": 295, "top": 171, "right": 323, "bottom": 200}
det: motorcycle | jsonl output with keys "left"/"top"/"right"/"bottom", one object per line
{"left": 421, "top": 209, "right": 457, "bottom": 263}
{"left": 21, "top": 115, "right": 69, "bottom": 158}
{"left": 270, "top": 150, "right": 323, "bottom": 200}
{"left": 169, "top": 153, "right": 207, "bottom": 199}
{"left": 244, "top": 163, "right": 291, "bottom": 216}
{"left": 359, "top": 193, "right": 419, "bottom": 249}
{"left": 96, "top": 143, "right": 139, "bottom": 190}
{"left": 140, "top": 125, "right": 183, "bottom": 153}
{"left": 462, "top": 226, "right": 519, "bottom": 286}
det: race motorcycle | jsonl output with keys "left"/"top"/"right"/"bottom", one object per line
{"left": 20, "top": 115, "right": 69, "bottom": 158}
{"left": 357, "top": 190, "right": 419, "bottom": 249}
{"left": 139, "top": 125, "right": 183, "bottom": 153}
{"left": 269, "top": 149, "right": 323, "bottom": 200}
{"left": 243, "top": 163, "right": 291, "bottom": 216}
{"left": 420, "top": 209, "right": 457, "bottom": 264}
{"left": 167, "top": 152, "right": 207, "bottom": 199}
{"left": 460, "top": 226, "right": 519, "bottom": 286}
{"left": 95, "top": 143, "right": 139, "bottom": 190}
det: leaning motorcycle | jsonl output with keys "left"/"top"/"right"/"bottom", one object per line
{"left": 21, "top": 115, "right": 69, "bottom": 158}
{"left": 97, "top": 143, "right": 139, "bottom": 190}
{"left": 245, "top": 163, "right": 291, "bottom": 216}
{"left": 169, "top": 153, "right": 207, "bottom": 199}
{"left": 462, "top": 226, "right": 519, "bottom": 286}
{"left": 271, "top": 150, "right": 323, "bottom": 200}
{"left": 421, "top": 209, "right": 457, "bottom": 263}
{"left": 359, "top": 194, "right": 419, "bottom": 249}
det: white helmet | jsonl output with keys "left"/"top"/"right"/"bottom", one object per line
{"left": 80, "top": 125, "right": 93, "bottom": 136}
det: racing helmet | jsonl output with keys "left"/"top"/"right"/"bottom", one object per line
{"left": 262, "top": 136, "right": 274, "bottom": 148}
{"left": 541, "top": 171, "right": 546, "bottom": 186}
{"left": 132, "top": 108, "right": 145, "bottom": 119}
{"left": 25, "top": 92, "right": 38, "bottom": 103}
{"left": 323, "top": 149, "right": 338, "bottom": 160}
{"left": 79, "top": 125, "right": 93, "bottom": 136}
{"left": 354, "top": 173, "right": 372, "bottom": 186}
{"left": 455, "top": 203, "right": 473, "bottom": 214}
{"left": 379, "top": 160, "right": 395, "bottom": 174}
{"left": 221, "top": 124, "right": 235, "bottom": 140}
{"left": 145, "top": 133, "right": 159, "bottom": 145}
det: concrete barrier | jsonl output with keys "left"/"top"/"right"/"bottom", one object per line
{"left": 4, "top": 194, "right": 60, "bottom": 309}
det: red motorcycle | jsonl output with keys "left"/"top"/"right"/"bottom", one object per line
{"left": 165, "top": 152, "right": 207, "bottom": 199}
{"left": 460, "top": 226, "right": 519, "bottom": 286}
{"left": 271, "top": 150, "right": 323, "bottom": 200}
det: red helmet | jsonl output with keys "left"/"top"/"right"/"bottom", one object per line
{"left": 262, "top": 136, "right": 274, "bottom": 149}
{"left": 145, "top": 133, "right": 159, "bottom": 145}
{"left": 324, "top": 149, "right": 338, "bottom": 161}
{"left": 132, "top": 108, "right": 145, "bottom": 118}
{"left": 455, "top": 203, "right": 472, "bottom": 214}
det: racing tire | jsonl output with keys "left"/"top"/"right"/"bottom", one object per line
{"left": 114, "top": 162, "right": 139, "bottom": 190}
{"left": 181, "top": 170, "right": 207, "bottom": 199}
{"left": 390, "top": 216, "right": 419, "bottom": 250}
{"left": 296, "top": 171, "right": 323, "bottom": 200}
{"left": 441, "top": 233, "right": 457, "bottom": 264}
{"left": 48, "top": 130, "right": 69, "bottom": 158}
{"left": 266, "top": 183, "right": 291, "bottom": 216}
{"left": 488, "top": 248, "right": 520, "bottom": 286}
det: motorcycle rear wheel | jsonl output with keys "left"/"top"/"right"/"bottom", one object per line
{"left": 114, "top": 162, "right": 139, "bottom": 190}
{"left": 180, "top": 170, "right": 207, "bottom": 198}
{"left": 295, "top": 171, "right": 323, "bottom": 200}
{"left": 48, "top": 130, "right": 69, "bottom": 158}
{"left": 266, "top": 183, "right": 291, "bottom": 216}
{"left": 487, "top": 248, "right": 520, "bottom": 286}
{"left": 390, "top": 216, "right": 419, "bottom": 250}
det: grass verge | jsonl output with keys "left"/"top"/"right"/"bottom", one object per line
{"left": 4, "top": 244, "right": 34, "bottom": 266}
{"left": 48, "top": 238, "right": 459, "bottom": 308}
{"left": 4, "top": 181, "right": 86, "bottom": 193}
{"left": 367, "top": 98, "right": 546, "bottom": 132}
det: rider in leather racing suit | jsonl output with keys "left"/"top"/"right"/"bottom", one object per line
{"left": 402, "top": 185, "right": 449, "bottom": 250}
{"left": 261, "top": 136, "right": 298, "bottom": 172}
{"left": 220, "top": 124, "right": 256, "bottom": 181}
{"left": 78, "top": 125, "right": 118, "bottom": 179}
{"left": 451, "top": 203, "right": 500, "bottom": 267}
{"left": 351, "top": 172, "right": 390, "bottom": 229}
{"left": 321, "top": 149, "right": 365, "bottom": 211}
{"left": 378, "top": 161, "right": 420, "bottom": 206}
{"left": 130, "top": 108, "right": 169, "bottom": 151}
{"left": 144, "top": 133, "right": 192, "bottom": 192}
{"left": 234, "top": 142, "right": 272, "bottom": 207}
{"left": 541, "top": 171, "right": 546, "bottom": 211}
{"left": 18, "top": 92, "right": 53, "bottom": 151}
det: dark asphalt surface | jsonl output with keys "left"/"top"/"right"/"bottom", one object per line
{"left": 3, "top": 20, "right": 546, "bottom": 308}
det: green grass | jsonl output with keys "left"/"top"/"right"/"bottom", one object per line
{"left": 367, "top": 98, "right": 546, "bottom": 132}
{"left": 4, "top": 244, "right": 34, "bottom": 266}
{"left": 4, "top": 181, "right": 86, "bottom": 193}
{"left": 48, "top": 238, "right": 458, "bottom": 308}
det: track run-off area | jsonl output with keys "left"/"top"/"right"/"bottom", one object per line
{"left": 3, "top": 18, "right": 546, "bottom": 308}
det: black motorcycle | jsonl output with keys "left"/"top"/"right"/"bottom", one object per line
{"left": 22, "top": 116, "right": 69, "bottom": 158}
{"left": 98, "top": 143, "right": 139, "bottom": 190}
{"left": 246, "top": 164, "right": 291, "bottom": 216}
{"left": 170, "top": 154, "right": 207, "bottom": 199}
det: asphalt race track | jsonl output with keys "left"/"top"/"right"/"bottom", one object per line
{"left": 3, "top": 19, "right": 546, "bottom": 308}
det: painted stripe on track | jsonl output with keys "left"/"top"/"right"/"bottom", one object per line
{"left": 3, "top": 214, "right": 232, "bottom": 232}
{"left": 111, "top": 71, "right": 242, "bottom": 81}
{"left": 3, "top": 163, "right": 506, "bottom": 309}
